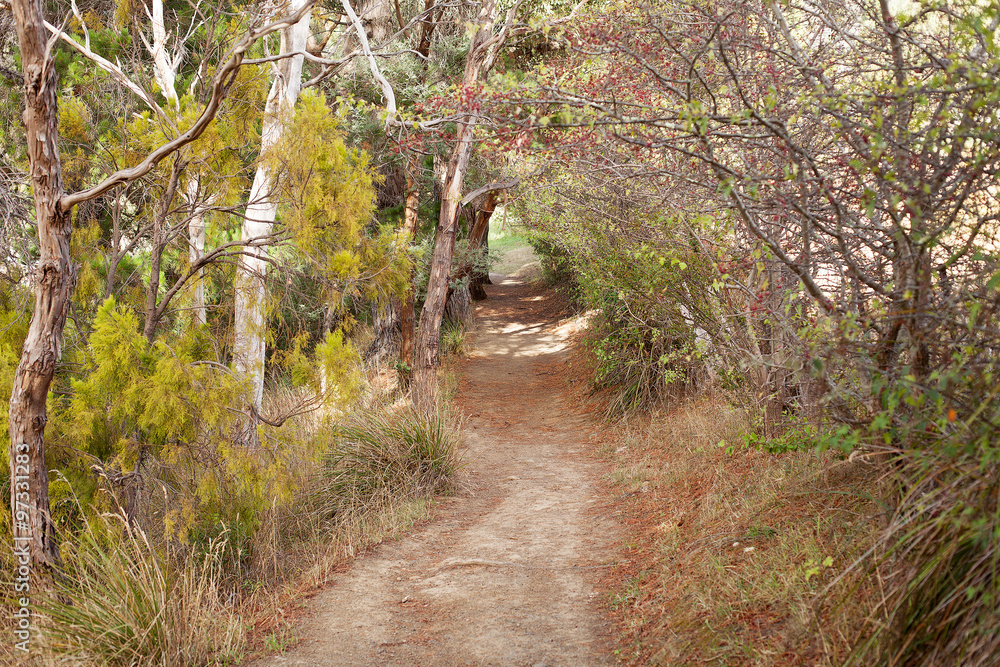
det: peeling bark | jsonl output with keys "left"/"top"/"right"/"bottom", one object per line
{"left": 462, "top": 190, "right": 497, "bottom": 301}
{"left": 9, "top": 0, "right": 74, "bottom": 568}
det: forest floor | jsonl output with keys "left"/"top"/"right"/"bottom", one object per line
{"left": 251, "top": 273, "right": 622, "bottom": 666}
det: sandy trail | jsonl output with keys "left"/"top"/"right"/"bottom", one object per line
{"left": 254, "top": 276, "right": 619, "bottom": 666}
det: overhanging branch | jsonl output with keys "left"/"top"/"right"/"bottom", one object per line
{"left": 461, "top": 177, "right": 520, "bottom": 206}
{"left": 58, "top": 0, "right": 317, "bottom": 211}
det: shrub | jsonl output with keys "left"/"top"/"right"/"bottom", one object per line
{"left": 843, "top": 373, "right": 1000, "bottom": 666}
{"left": 440, "top": 318, "right": 469, "bottom": 357}
{"left": 527, "top": 234, "right": 576, "bottom": 287}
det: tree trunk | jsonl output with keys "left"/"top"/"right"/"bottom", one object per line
{"left": 143, "top": 160, "right": 182, "bottom": 341}
{"left": 105, "top": 190, "right": 123, "bottom": 298}
{"left": 9, "top": 0, "right": 75, "bottom": 568}
{"left": 417, "top": 0, "right": 441, "bottom": 62}
{"left": 398, "top": 162, "right": 420, "bottom": 386}
{"left": 444, "top": 284, "right": 473, "bottom": 325}
{"left": 364, "top": 301, "right": 401, "bottom": 365}
{"left": 461, "top": 190, "right": 496, "bottom": 301}
{"left": 411, "top": 0, "right": 498, "bottom": 415}
{"left": 232, "top": 0, "right": 310, "bottom": 416}
{"left": 187, "top": 178, "right": 208, "bottom": 326}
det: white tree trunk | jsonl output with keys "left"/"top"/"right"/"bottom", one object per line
{"left": 146, "top": 0, "right": 179, "bottom": 108}
{"left": 233, "top": 0, "right": 311, "bottom": 412}
{"left": 148, "top": 0, "right": 213, "bottom": 327}
{"left": 187, "top": 177, "right": 207, "bottom": 325}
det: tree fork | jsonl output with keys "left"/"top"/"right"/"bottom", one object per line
{"left": 411, "top": 0, "right": 498, "bottom": 415}
{"left": 8, "top": 0, "right": 317, "bottom": 565}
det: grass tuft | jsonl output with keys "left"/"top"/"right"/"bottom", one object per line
{"left": 846, "top": 448, "right": 1000, "bottom": 667}
{"left": 37, "top": 513, "right": 243, "bottom": 666}
{"left": 313, "top": 406, "right": 463, "bottom": 530}
{"left": 440, "top": 318, "right": 470, "bottom": 357}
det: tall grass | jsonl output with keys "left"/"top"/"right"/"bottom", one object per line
{"left": 440, "top": 318, "right": 470, "bottom": 357}
{"left": 38, "top": 513, "right": 243, "bottom": 666}
{"left": 314, "top": 406, "right": 463, "bottom": 529}
{"left": 847, "top": 450, "right": 1000, "bottom": 666}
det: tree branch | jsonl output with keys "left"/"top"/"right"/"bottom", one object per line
{"left": 340, "top": 0, "right": 396, "bottom": 116}
{"left": 461, "top": 177, "right": 520, "bottom": 206}
{"left": 58, "top": 1, "right": 316, "bottom": 212}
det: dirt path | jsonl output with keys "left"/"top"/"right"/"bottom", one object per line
{"left": 256, "top": 276, "right": 620, "bottom": 666}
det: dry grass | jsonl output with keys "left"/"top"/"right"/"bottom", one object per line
{"left": 3, "top": 381, "right": 463, "bottom": 666}
{"left": 31, "top": 514, "right": 243, "bottom": 667}
{"left": 602, "top": 396, "right": 886, "bottom": 665}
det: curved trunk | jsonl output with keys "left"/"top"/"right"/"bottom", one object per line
{"left": 9, "top": 0, "right": 75, "bottom": 568}
{"left": 411, "top": 0, "right": 498, "bottom": 415}
{"left": 458, "top": 190, "right": 497, "bottom": 301}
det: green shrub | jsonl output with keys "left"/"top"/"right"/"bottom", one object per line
{"left": 440, "top": 318, "right": 469, "bottom": 357}
{"left": 843, "top": 371, "right": 1000, "bottom": 666}
{"left": 527, "top": 235, "right": 576, "bottom": 286}
{"left": 588, "top": 312, "right": 693, "bottom": 419}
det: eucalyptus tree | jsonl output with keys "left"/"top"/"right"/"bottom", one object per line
{"left": 6, "top": 0, "right": 314, "bottom": 566}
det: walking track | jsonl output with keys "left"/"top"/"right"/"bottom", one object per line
{"left": 254, "top": 276, "right": 620, "bottom": 666}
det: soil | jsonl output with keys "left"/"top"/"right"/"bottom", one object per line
{"left": 253, "top": 274, "right": 621, "bottom": 666}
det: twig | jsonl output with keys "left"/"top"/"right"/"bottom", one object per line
{"left": 433, "top": 558, "right": 625, "bottom": 573}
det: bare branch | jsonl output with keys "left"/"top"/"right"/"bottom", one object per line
{"left": 340, "top": 0, "right": 397, "bottom": 116}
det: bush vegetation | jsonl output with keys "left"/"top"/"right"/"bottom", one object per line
{"left": 314, "top": 406, "right": 463, "bottom": 530}
{"left": 3, "top": 0, "right": 999, "bottom": 663}
{"left": 507, "top": 1, "right": 1000, "bottom": 661}
{"left": 1, "top": 389, "right": 463, "bottom": 666}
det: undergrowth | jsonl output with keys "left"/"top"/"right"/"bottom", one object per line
{"left": 0, "top": 396, "right": 463, "bottom": 666}
{"left": 440, "top": 318, "right": 470, "bottom": 357}
{"left": 604, "top": 398, "right": 884, "bottom": 665}
{"left": 314, "top": 405, "right": 463, "bottom": 530}
{"left": 37, "top": 514, "right": 243, "bottom": 667}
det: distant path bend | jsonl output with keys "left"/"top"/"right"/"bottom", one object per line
{"left": 255, "top": 276, "right": 620, "bottom": 666}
